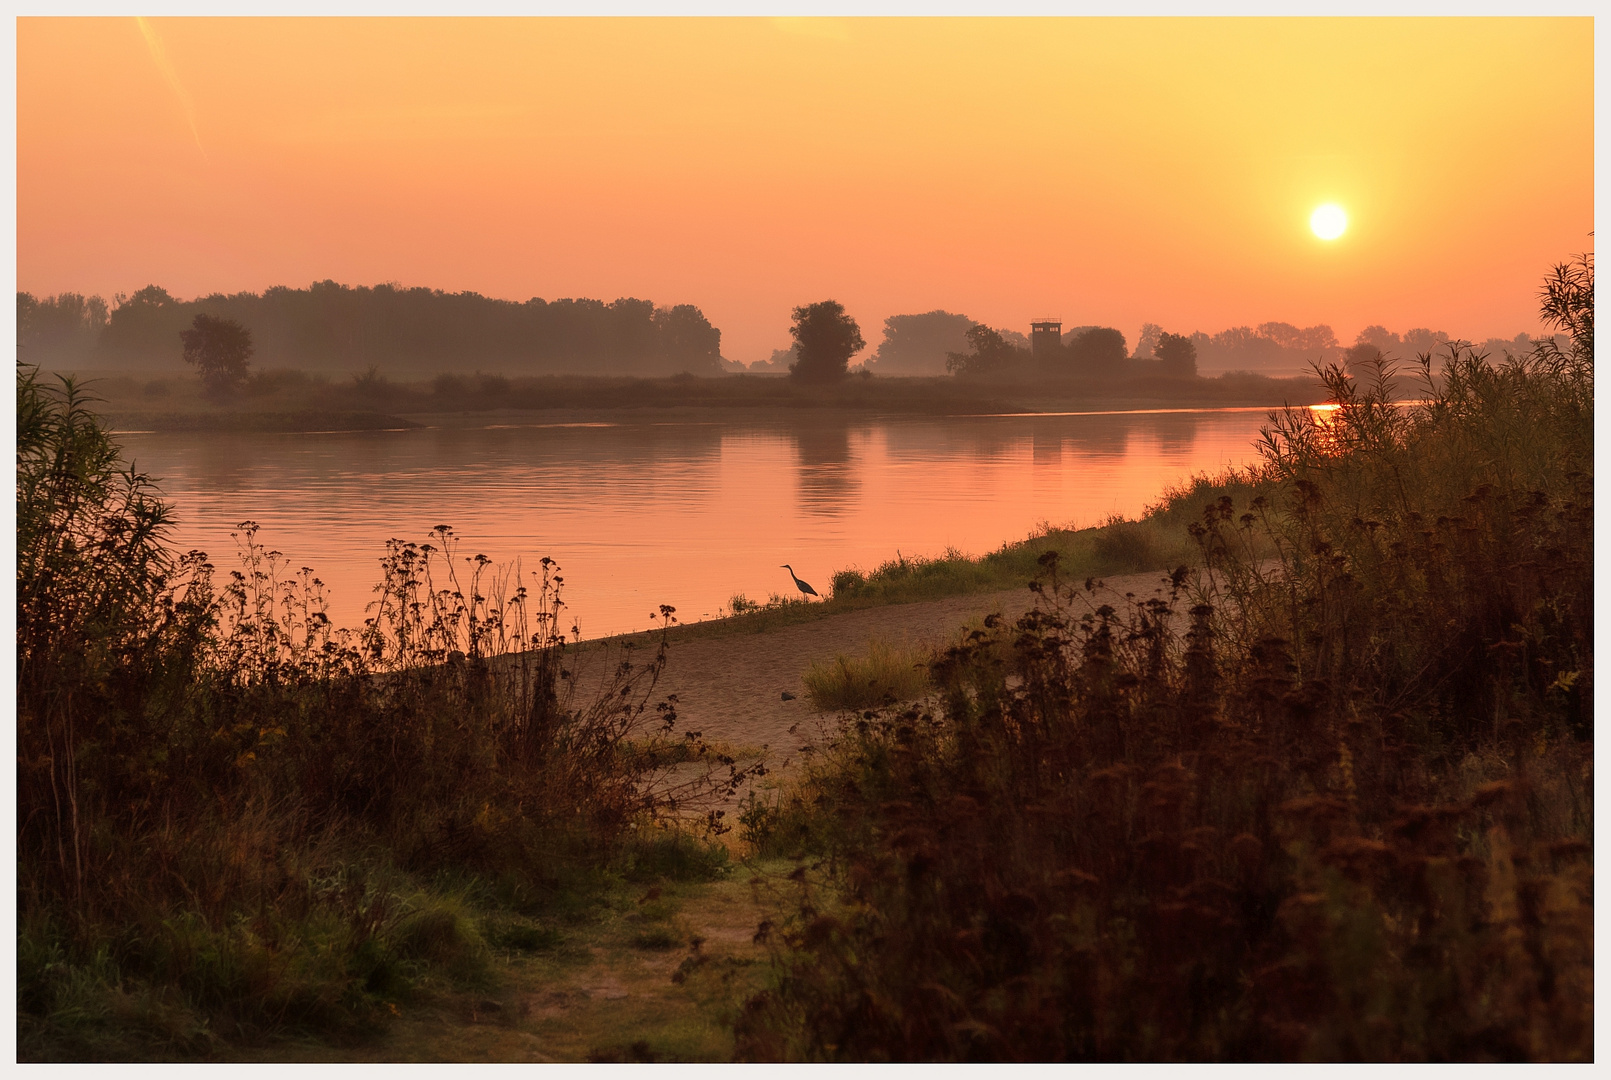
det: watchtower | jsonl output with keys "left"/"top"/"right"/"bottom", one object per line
{"left": 1031, "top": 319, "right": 1063, "bottom": 361}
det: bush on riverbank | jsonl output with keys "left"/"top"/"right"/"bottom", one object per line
{"left": 802, "top": 639, "right": 932, "bottom": 712}
{"left": 16, "top": 366, "right": 751, "bottom": 1059}
{"left": 733, "top": 263, "right": 1594, "bottom": 1062}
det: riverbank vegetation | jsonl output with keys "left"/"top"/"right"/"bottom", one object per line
{"left": 16, "top": 364, "right": 760, "bottom": 1059}
{"left": 802, "top": 640, "right": 933, "bottom": 713}
{"left": 733, "top": 261, "right": 1594, "bottom": 1061}
{"left": 73, "top": 365, "right": 1326, "bottom": 433}
{"left": 688, "top": 468, "right": 1272, "bottom": 644}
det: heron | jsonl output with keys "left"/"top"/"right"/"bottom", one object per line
{"left": 780, "top": 564, "right": 820, "bottom": 599}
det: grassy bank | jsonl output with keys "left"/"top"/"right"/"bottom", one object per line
{"left": 614, "top": 466, "right": 1275, "bottom": 649}
{"left": 731, "top": 283, "right": 1595, "bottom": 1060}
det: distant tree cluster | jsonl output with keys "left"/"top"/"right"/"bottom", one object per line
{"left": 1340, "top": 324, "right": 1566, "bottom": 375}
{"left": 1165, "top": 321, "right": 1565, "bottom": 377}
{"left": 1153, "top": 331, "right": 1198, "bottom": 377}
{"left": 746, "top": 345, "right": 798, "bottom": 374}
{"left": 16, "top": 281, "right": 727, "bottom": 376}
{"left": 16, "top": 292, "right": 108, "bottom": 365}
{"left": 945, "top": 324, "right": 1025, "bottom": 377}
{"left": 864, "top": 310, "right": 976, "bottom": 375}
{"left": 1062, "top": 326, "right": 1129, "bottom": 371}
{"left": 945, "top": 322, "right": 1142, "bottom": 382}
{"left": 1178, "top": 322, "right": 1343, "bottom": 376}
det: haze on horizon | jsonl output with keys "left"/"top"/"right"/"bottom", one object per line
{"left": 17, "top": 17, "right": 1593, "bottom": 366}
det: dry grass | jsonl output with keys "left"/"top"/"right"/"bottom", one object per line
{"left": 732, "top": 296, "right": 1595, "bottom": 1063}
{"left": 15, "top": 365, "right": 757, "bottom": 1058}
{"left": 801, "top": 639, "right": 932, "bottom": 712}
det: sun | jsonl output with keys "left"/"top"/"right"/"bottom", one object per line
{"left": 1310, "top": 203, "right": 1348, "bottom": 241}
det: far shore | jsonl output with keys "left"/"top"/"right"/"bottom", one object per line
{"left": 84, "top": 367, "right": 1334, "bottom": 434}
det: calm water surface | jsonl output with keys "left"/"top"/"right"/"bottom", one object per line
{"left": 119, "top": 409, "right": 1277, "bottom": 639}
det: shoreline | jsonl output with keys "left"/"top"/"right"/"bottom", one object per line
{"left": 104, "top": 395, "right": 1322, "bottom": 435}
{"left": 567, "top": 568, "right": 1186, "bottom": 778}
{"left": 63, "top": 365, "right": 1338, "bottom": 434}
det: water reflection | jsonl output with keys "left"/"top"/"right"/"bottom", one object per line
{"left": 121, "top": 408, "right": 1274, "bottom": 638}
{"left": 792, "top": 422, "right": 860, "bottom": 517}
{"left": 1148, "top": 412, "right": 1201, "bottom": 456}
{"left": 1031, "top": 423, "right": 1064, "bottom": 466}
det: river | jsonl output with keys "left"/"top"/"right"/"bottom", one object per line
{"left": 117, "top": 407, "right": 1279, "bottom": 639}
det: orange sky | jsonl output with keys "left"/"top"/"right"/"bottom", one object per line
{"left": 17, "top": 17, "right": 1594, "bottom": 364}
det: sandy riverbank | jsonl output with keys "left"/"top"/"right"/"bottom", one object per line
{"left": 620, "top": 567, "right": 1187, "bottom": 771}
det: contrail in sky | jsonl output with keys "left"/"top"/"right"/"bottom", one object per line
{"left": 135, "top": 16, "right": 206, "bottom": 158}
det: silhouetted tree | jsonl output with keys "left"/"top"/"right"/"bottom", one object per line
{"left": 653, "top": 303, "right": 725, "bottom": 373}
{"left": 180, "top": 314, "right": 254, "bottom": 398}
{"left": 1353, "top": 324, "right": 1401, "bottom": 355}
{"left": 946, "top": 323, "right": 1024, "bottom": 377}
{"left": 1155, "top": 331, "right": 1197, "bottom": 377}
{"left": 867, "top": 310, "right": 975, "bottom": 375}
{"left": 1133, "top": 321, "right": 1163, "bottom": 359}
{"left": 1066, "top": 327, "right": 1129, "bottom": 373}
{"left": 1343, "top": 342, "right": 1385, "bottom": 373}
{"left": 788, "top": 300, "right": 864, "bottom": 383}
{"left": 100, "top": 285, "right": 190, "bottom": 365}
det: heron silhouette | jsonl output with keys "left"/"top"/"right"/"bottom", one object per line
{"left": 780, "top": 564, "right": 820, "bottom": 599}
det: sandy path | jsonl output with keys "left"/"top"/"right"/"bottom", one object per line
{"left": 642, "top": 568, "right": 1184, "bottom": 768}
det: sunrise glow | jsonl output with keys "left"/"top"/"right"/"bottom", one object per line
{"left": 1310, "top": 204, "right": 1348, "bottom": 241}
{"left": 16, "top": 17, "right": 1593, "bottom": 360}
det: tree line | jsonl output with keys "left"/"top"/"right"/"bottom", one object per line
{"left": 17, "top": 281, "right": 727, "bottom": 377}
{"left": 22, "top": 282, "right": 1560, "bottom": 384}
{"left": 862, "top": 311, "right": 1564, "bottom": 379}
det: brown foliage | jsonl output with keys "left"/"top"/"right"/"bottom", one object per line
{"left": 735, "top": 328, "right": 1592, "bottom": 1061}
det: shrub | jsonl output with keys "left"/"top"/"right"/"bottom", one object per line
{"left": 829, "top": 569, "right": 867, "bottom": 599}
{"left": 180, "top": 314, "right": 254, "bottom": 399}
{"left": 351, "top": 365, "right": 393, "bottom": 399}
{"left": 733, "top": 263, "right": 1594, "bottom": 1062}
{"left": 1088, "top": 515, "right": 1163, "bottom": 572}
{"left": 801, "top": 639, "right": 931, "bottom": 712}
{"left": 16, "top": 366, "right": 758, "bottom": 1054}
